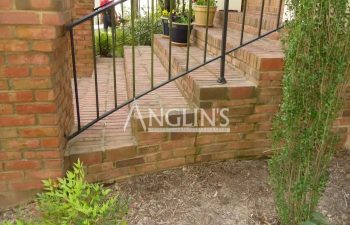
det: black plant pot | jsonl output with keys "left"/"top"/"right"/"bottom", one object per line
{"left": 170, "top": 23, "right": 193, "bottom": 44}
{"left": 161, "top": 17, "right": 169, "bottom": 37}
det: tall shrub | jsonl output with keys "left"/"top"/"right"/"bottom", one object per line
{"left": 269, "top": 0, "right": 350, "bottom": 224}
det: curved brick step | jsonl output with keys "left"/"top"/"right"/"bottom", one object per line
{"left": 153, "top": 35, "right": 256, "bottom": 108}
{"left": 191, "top": 26, "right": 284, "bottom": 84}
{"left": 214, "top": 11, "right": 282, "bottom": 40}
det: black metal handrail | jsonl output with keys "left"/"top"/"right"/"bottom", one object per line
{"left": 66, "top": 0, "right": 285, "bottom": 140}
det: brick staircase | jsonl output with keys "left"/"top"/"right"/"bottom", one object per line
{"left": 65, "top": 9, "right": 348, "bottom": 183}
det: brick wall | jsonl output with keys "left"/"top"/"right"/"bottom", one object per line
{"left": 0, "top": 0, "right": 74, "bottom": 208}
{"left": 73, "top": 0, "right": 94, "bottom": 77}
{"left": 245, "top": 0, "right": 284, "bottom": 15}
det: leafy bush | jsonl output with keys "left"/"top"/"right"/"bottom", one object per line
{"left": 269, "top": 0, "right": 350, "bottom": 224}
{"left": 96, "top": 31, "right": 112, "bottom": 57}
{"left": 37, "top": 159, "right": 128, "bottom": 225}
{"left": 194, "top": 0, "right": 216, "bottom": 7}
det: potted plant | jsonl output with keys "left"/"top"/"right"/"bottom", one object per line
{"left": 170, "top": 12, "right": 193, "bottom": 45}
{"left": 160, "top": 10, "right": 170, "bottom": 37}
{"left": 193, "top": 0, "right": 217, "bottom": 27}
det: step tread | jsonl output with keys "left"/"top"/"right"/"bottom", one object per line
{"left": 124, "top": 46, "right": 193, "bottom": 118}
{"left": 193, "top": 26, "right": 282, "bottom": 54}
{"left": 154, "top": 35, "right": 256, "bottom": 88}
{"left": 67, "top": 58, "right": 136, "bottom": 156}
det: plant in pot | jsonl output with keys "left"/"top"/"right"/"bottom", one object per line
{"left": 193, "top": 0, "right": 217, "bottom": 27}
{"left": 160, "top": 9, "right": 170, "bottom": 37}
{"left": 170, "top": 11, "right": 193, "bottom": 45}
{"left": 158, "top": 0, "right": 176, "bottom": 37}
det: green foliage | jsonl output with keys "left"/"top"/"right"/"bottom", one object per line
{"left": 194, "top": 0, "right": 216, "bottom": 7}
{"left": 37, "top": 159, "right": 129, "bottom": 225}
{"left": 95, "top": 11, "right": 161, "bottom": 57}
{"left": 96, "top": 31, "right": 112, "bottom": 57}
{"left": 269, "top": 0, "right": 350, "bottom": 225}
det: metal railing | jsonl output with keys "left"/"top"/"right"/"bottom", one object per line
{"left": 65, "top": 0, "right": 285, "bottom": 140}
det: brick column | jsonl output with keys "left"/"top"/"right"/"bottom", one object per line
{"left": 0, "top": 0, "right": 74, "bottom": 208}
{"left": 73, "top": 0, "right": 94, "bottom": 77}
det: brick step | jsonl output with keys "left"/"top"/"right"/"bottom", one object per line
{"left": 214, "top": 11, "right": 281, "bottom": 40}
{"left": 123, "top": 46, "right": 196, "bottom": 144}
{"left": 65, "top": 58, "right": 137, "bottom": 182}
{"left": 191, "top": 26, "right": 284, "bottom": 84}
{"left": 153, "top": 35, "right": 256, "bottom": 108}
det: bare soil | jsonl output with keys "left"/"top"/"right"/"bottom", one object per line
{"left": 1, "top": 151, "right": 349, "bottom": 225}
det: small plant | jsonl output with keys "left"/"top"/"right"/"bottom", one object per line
{"left": 161, "top": 9, "right": 170, "bottom": 17}
{"left": 96, "top": 31, "right": 112, "bottom": 57}
{"left": 194, "top": 0, "right": 216, "bottom": 7}
{"left": 37, "top": 159, "right": 129, "bottom": 225}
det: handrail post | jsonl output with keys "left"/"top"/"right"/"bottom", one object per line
{"left": 218, "top": 0, "right": 228, "bottom": 84}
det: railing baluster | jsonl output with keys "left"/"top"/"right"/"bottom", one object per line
{"left": 258, "top": 0, "right": 266, "bottom": 37}
{"left": 240, "top": 0, "right": 247, "bottom": 45}
{"left": 203, "top": 0, "right": 210, "bottom": 63}
{"left": 97, "top": 15, "right": 102, "bottom": 55}
{"left": 218, "top": 0, "right": 228, "bottom": 84}
{"left": 168, "top": 0, "right": 173, "bottom": 80}
{"left": 186, "top": 0, "right": 192, "bottom": 71}
{"left": 151, "top": 0, "right": 154, "bottom": 88}
{"left": 131, "top": 0, "right": 136, "bottom": 98}
{"left": 111, "top": 7, "right": 117, "bottom": 107}
{"left": 121, "top": 3, "right": 125, "bottom": 48}
{"left": 69, "top": 29, "right": 81, "bottom": 130}
{"left": 91, "top": 17, "right": 100, "bottom": 118}
{"left": 276, "top": 0, "right": 283, "bottom": 29}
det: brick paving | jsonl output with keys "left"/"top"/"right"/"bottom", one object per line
{"left": 66, "top": 58, "right": 135, "bottom": 156}
{"left": 123, "top": 46, "right": 193, "bottom": 118}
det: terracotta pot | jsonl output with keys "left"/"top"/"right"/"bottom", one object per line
{"left": 193, "top": 5, "right": 217, "bottom": 27}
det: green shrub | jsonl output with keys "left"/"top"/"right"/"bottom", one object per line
{"left": 95, "top": 31, "right": 112, "bottom": 57}
{"left": 269, "top": 0, "right": 350, "bottom": 224}
{"left": 37, "top": 159, "right": 128, "bottom": 225}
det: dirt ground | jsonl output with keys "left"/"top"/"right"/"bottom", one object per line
{"left": 1, "top": 151, "right": 349, "bottom": 225}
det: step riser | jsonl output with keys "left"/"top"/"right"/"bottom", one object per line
{"left": 214, "top": 11, "right": 281, "bottom": 40}
{"left": 191, "top": 27, "right": 284, "bottom": 84}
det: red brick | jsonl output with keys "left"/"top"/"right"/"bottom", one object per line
{"left": 16, "top": 103, "right": 57, "bottom": 114}
{"left": 260, "top": 58, "right": 284, "bottom": 71}
{"left": 41, "top": 137, "right": 60, "bottom": 148}
{"left": 158, "top": 158, "right": 186, "bottom": 169}
{"left": 0, "top": 91, "right": 33, "bottom": 103}
{"left": 31, "top": 41, "right": 54, "bottom": 52}
{"left": 69, "top": 152, "right": 102, "bottom": 165}
{"left": 105, "top": 147, "right": 137, "bottom": 162}
{"left": 9, "top": 180, "right": 43, "bottom": 191}
{"left": 0, "top": 115, "right": 35, "bottom": 126}
{"left": 228, "top": 86, "right": 255, "bottom": 99}
{"left": 0, "top": 80, "right": 9, "bottom": 90}
{"left": 0, "top": 152, "right": 21, "bottom": 160}
{"left": 2, "top": 139, "right": 40, "bottom": 150}
{"left": 5, "top": 160, "right": 41, "bottom": 171}
{"left": 0, "top": 104, "right": 12, "bottom": 115}
{"left": 0, "top": 171, "right": 23, "bottom": 180}
{"left": 7, "top": 54, "right": 49, "bottom": 65}
{"left": 24, "top": 151, "right": 60, "bottom": 159}
{"left": 0, "top": 26, "right": 13, "bottom": 38}
{"left": 0, "top": 12, "right": 40, "bottom": 25}
{"left": 15, "top": 26, "right": 58, "bottom": 40}
{"left": 0, "top": 0, "right": 13, "bottom": 10}
{"left": 35, "top": 90, "right": 55, "bottom": 101}
{"left": 44, "top": 159, "right": 62, "bottom": 169}
{"left": 2, "top": 67, "right": 29, "bottom": 77}
{"left": 26, "top": 170, "right": 62, "bottom": 180}
{"left": 37, "top": 114, "right": 58, "bottom": 125}
{"left": 0, "top": 128, "right": 17, "bottom": 138}
{"left": 42, "top": 12, "right": 68, "bottom": 25}
{"left": 11, "top": 78, "right": 51, "bottom": 90}
{"left": 19, "top": 127, "right": 58, "bottom": 138}
{"left": 31, "top": 66, "right": 51, "bottom": 76}
{"left": 0, "top": 40, "right": 28, "bottom": 52}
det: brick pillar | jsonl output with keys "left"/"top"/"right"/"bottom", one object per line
{"left": 0, "top": 0, "right": 74, "bottom": 208}
{"left": 73, "top": 0, "right": 94, "bottom": 77}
